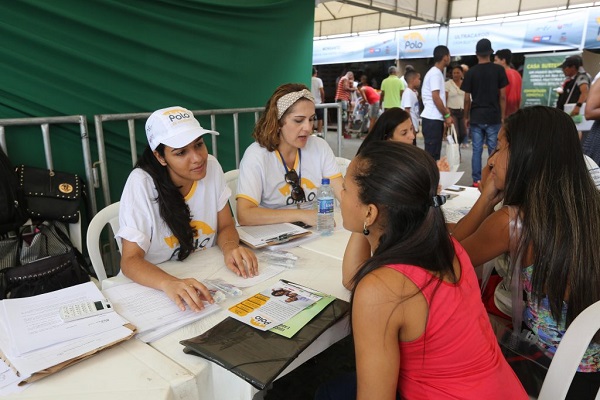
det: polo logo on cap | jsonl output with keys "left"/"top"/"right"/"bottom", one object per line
{"left": 163, "top": 108, "right": 193, "bottom": 124}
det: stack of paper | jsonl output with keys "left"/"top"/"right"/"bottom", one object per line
{"left": 0, "top": 282, "right": 135, "bottom": 395}
{"left": 102, "top": 281, "right": 220, "bottom": 343}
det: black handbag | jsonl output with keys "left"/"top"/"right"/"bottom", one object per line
{"left": 0, "top": 222, "right": 91, "bottom": 299}
{"left": 17, "top": 165, "right": 83, "bottom": 223}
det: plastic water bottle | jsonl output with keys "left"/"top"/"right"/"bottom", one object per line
{"left": 317, "top": 178, "right": 334, "bottom": 236}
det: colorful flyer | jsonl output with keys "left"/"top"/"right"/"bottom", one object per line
{"left": 269, "top": 294, "right": 336, "bottom": 338}
{"left": 228, "top": 280, "right": 322, "bottom": 331}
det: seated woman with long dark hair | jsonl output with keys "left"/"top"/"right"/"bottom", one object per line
{"left": 452, "top": 106, "right": 600, "bottom": 398}
{"left": 330, "top": 141, "right": 526, "bottom": 400}
{"left": 117, "top": 106, "right": 257, "bottom": 312}
{"left": 343, "top": 108, "right": 448, "bottom": 288}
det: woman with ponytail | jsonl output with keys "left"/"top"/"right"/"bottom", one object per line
{"left": 324, "top": 141, "right": 526, "bottom": 400}
{"left": 117, "top": 106, "right": 257, "bottom": 312}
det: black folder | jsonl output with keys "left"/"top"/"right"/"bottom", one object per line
{"left": 180, "top": 298, "right": 350, "bottom": 390}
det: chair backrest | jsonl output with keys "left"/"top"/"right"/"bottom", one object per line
{"left": 86, "top": 201, "right": 121, "bottom": 285}
{"left": 537, "top": 299, "right": 600, "bottom": 400}
{"left": 335, "top": 157, "right": 351, "bottom": 177}
{"left": 68, "top": 212, "right": 83, "bottom": 253}
{"left": 224, "top": 169, "right": 239, "bottom": 222}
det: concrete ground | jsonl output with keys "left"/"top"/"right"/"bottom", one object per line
{"left": 321, "top": 128, "right": 490, "bottom": 187}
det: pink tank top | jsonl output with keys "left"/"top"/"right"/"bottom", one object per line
{"left": 386, "top": 239, "right": 527, "bottom": 399}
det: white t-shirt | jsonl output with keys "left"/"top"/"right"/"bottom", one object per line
{"left": 116, "top": 155, "right": 230, "bottom": 265}
{"left": 421, "top": 66, "right": 446, "bottom": 121}
{"left": 401, "top": 88, "right": 420, "bottom": 133}
{"left": 237, "top": 136, "right": 341, "bottom": 210}
{"left": 585, "top": 155, "right": 600, "bottom": 189}
{"left": 311, "top": 76, "right": 324, "bottom": 105}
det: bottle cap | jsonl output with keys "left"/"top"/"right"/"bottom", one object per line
{"left": 321, "top": 178, "right": 330, "bottom": 184}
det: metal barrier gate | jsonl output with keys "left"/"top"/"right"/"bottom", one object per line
{"left": 0, "top": 115, "right": 97, "bottom": 215}
{"left": 93, "top": 103, "right": 342, "bottom": 207}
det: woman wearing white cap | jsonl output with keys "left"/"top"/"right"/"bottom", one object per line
{"left": 116, "top": 106, "right": 257, "bottom": 312}
{"left": 236, "top": 83, "right": 343, "bottom": 226}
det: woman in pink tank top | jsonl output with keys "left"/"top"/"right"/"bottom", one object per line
{"left": 330, "top": 141, "right": 527, "bottom": 400}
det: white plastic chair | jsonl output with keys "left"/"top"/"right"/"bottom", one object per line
{"left": 537, "top": 299, "right": 600, "bottom": 400}
{"left": 86, "top": 202, "right": 121, "bottom": 285}
{"left": 224, "top": 169, "right": 239, "bottom": 222}
{"left": 335, "top": 157, "right": 351, "bottom": 177}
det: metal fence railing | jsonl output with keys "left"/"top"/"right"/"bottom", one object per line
{"left": 0, "top": 115, "right": 97, "bottom": 215}
{"left": 93, "top": 102, "right": 342, "bottom": 207}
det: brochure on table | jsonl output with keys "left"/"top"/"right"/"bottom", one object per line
{"left": 269, "top": 293, "right": 336, "bottom": 338}
{"left": 228, "top": 280, "right": 323, "bottom": 331}
{"left": 180, "top": 298, "right": 351, "bottom": 390}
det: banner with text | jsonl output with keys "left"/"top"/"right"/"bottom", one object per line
{"left": 397, "top": 27, "right": 449, "bottom": 59}
{"left": 314, "top": 8, "right": 591, "bottom": 64}
{"left": 521, "top": 52, "right": 580, "bottom": 108}
{"left": 313, "top": 32, "right": 397, "bottom": 65}
{"left": 584, "top": 8, "right": 600, "bottom": 49}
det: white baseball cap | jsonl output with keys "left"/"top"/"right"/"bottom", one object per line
{"left": 145, "top": 106, "right": 219, "bottom": 151}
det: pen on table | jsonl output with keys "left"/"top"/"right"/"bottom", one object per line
{"left": 262, "top": 233, "right": 292, "bottom": 243}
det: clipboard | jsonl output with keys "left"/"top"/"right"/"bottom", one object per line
{"left": 236, "top": 223, "right": 312, "bottom": 249}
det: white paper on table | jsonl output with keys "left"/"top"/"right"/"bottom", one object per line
{"left": 0, "top": 282, "right": 128, "bottom": 356}
{"left": 228, "top": 280, "right": 322, "bottom": 331}
{"left": 439, "top": 171, "right": 464, "bottom": 190}
{"left": 102, "top": 282, "right": 220, "bottom": 334}
{"left": 0, "top": 358, "right": 22, "bottom": 392}
{"left": 0, "top": 324, "right": 133, "bottom": 378}
{"left": 135, "top": 306, "right": 220, "bottom": 343}
{"left": 442, "top": 207, "right": 472, "bottom": 223}
{"left": 209, "top": 264, "right": 287, "bottom": 288}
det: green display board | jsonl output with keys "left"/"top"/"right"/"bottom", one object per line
{"left": 521, "top": 52, "right": 581, "bottom": 108}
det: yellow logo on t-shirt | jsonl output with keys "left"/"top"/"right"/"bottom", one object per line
{"left": 277, "top": 177, "right": 317, "bottom": 196}
{"left": 163, "top": 220, "right": 216, "bottom": 248}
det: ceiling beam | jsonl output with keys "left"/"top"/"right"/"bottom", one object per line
{"left": 340, "top": 0, "right": 448, "bottom": 26}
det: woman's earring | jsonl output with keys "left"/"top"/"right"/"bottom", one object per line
{"left": 362, "top": 222, "right": 370, "bottom": 236}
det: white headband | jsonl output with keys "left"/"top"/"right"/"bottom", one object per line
{"left": 276, "top": 89, "right": 315, "bottom": 119}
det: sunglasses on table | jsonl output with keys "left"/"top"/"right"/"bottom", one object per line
{"left": 285, "top": 169, "right": 306, "bottom": 202}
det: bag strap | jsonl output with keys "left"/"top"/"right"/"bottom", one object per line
{"left": 50, "top": 221, "right": 96, "bottom": 279}
{"left": 451, "top": 124, "right": 458, "bottom": 142}
{"left": 506, "top": 206, "right": 526, "bottom": 332}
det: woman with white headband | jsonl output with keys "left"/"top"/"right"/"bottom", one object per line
{"left": 236, "top": 83, "right": 343, "bottom": 226}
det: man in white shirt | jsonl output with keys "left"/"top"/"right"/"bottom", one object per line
{"left": 311, "top": 67, "right": 325, "bottom": 135}
{"left": 421, "top": 45, "right": 452, "bottom": 160}
{"left": 400, "top": 64, "right": 415, "bottom": 89}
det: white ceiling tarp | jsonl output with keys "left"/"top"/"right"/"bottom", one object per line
{"left": 315, "top": 0, "right": 600, "bottom": 37}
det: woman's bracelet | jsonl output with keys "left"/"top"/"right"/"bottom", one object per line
{"left": 444, "top": 112, "right": 451, "bottom": 119}
{"left": 220, "top": 239, "right": 240, "bottom": 250}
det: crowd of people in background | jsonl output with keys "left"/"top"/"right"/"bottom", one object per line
{"left": 318, "top": 37, "right": 600, "bottom": 186}
{"left": 309, "top": 39, "right": 600, "bottom": 399}
{"left": 116, "top": 37, "right": 600, "bottom": 400}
